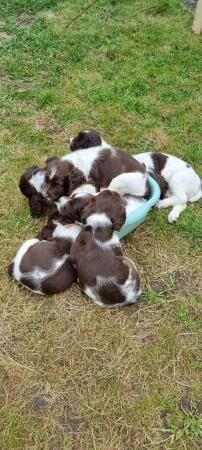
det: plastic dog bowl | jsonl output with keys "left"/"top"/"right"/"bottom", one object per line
{"left": 117, "top": 175, "right": 161, "bottom": 240}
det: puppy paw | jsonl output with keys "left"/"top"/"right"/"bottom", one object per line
{"left": 168, "top": 211, "right": 178, "bottom": 223}
{"left": 156, "top": 200, "right": 163, "bottom": 209}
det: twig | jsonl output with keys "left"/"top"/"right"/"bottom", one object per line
{"left": 65, "top": 0, "right": 100, "bottom": 29}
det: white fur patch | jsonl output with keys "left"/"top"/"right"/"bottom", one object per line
{"left": 52, "top": 222, "right": 81, "bottom": 240}
{"left": 133, "top": 153, "right": 155, "bottom": 171}
{"left": 107, "top": 172, "right": 148, "bottom": 197}
{"left": 120, "top": 257, "right": 140, "bottom": 303}
{"left": 56, "top": 196, "right": 68, "bottom": 212}
{"left": 62, "top": 147, "right": 104, "bottom": 178}
{"left": 71, "top": 183, "right": 97, "bottom": 196}
{"left": 29, "top": 171, "right": 45, "bottom": 193}
{"left": 86, "top": 213, "right": 111, "bottom": 228}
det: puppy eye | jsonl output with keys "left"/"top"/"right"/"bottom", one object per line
{"left": 96, "top": 226, "right": 101, "bottom": 232}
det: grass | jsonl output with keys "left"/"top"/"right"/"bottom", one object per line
{"left": 0, "top": 0, "right": 202, "bottom": 448}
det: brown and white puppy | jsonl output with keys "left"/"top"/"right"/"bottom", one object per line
{"left": 43, "top": 130, "right": 148, "bottom": 201}
{"left": 69, "top": 190, "right": 142, "bottom": 308}
{"left": 8, "top": 223, "right": 81, "bottom": 295}
{"left": 19, "top": 166, "right": 46, "bottom": 217}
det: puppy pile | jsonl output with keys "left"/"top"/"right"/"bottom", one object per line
{"left": 8, "top": 130, "right": 201, "bottom": 307}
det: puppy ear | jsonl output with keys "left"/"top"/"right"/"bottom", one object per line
{"left": 29, "top": 195, "right": 44, "bottom": 218}
{"left": 80, "top": 198, "right": 96, "bottom": 223}
{"left": 109, "top": 194, "right": 126, "bottom": 231}
{"left": 69, "top": 242, "right": 77, "bottom": 265}
{"left": 68, "top": 167, "right": 86, "bottom": 195}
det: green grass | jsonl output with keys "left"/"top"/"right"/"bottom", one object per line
{"left": 0, "top": 0, "right": 202, "bottom": 449}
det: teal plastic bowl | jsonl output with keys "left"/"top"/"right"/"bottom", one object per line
{"left": 117, "top": 176, "right": 161, "bottom": 240}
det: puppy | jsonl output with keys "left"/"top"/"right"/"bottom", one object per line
{"left": 43, "top": 129, "right": 148, "bottom": 201}
{"left": 69, "top": 191, "right": 142, "bottom": 308}
{"left": 133, "top": 152, "right": 202, "bottom": 222}
{"left": 19, "top": 166, "right": 46, "bottom": 217}
{"left": 8, "top": 223, "right": 81, "bottom": 295}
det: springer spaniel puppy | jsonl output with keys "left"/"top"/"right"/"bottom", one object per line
{"left": 19, "top": 166, "right": 46, "bottom": 217}
{"left": 133, "top": 152, "right": 202, "bottom": 222}
{"left": 69, "top": 190, "right": 142, "bottom": 308}
{"left": 8, "top": 223, "right": 81, "bottom": 295}
{"left": 43, "top": 129, "right": 149, "bottom": 201}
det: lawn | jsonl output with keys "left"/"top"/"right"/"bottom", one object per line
{"left": 0, "top": 0, "right": 202, "bottom": 448}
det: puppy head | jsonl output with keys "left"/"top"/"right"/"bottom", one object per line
{"left": 57, "top": 193, "right": 94, "bottom": 222}
{"left": 29, "top": 194, "right": 45, "bottom": 218}
{"left": 81, "top": 190, "right": 126, "bottom": 231}
{"left": 19, "top": 166, "right": 46, "bottom": 217}
{"left": 19, "top": 165, "right": 45, "bottom": 198}
{"left": 43, "top": 157, "right": 86, "bottom": 201}
{"left": 68, "top": 129, "right": 103, "bottom": 151}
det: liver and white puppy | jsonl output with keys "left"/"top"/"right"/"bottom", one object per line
{"left": 43, "top": 130, "right": 148, "bottom": 201}
{"left": 19, "top": 166, "right": 46, "bottom": 217}
{"left": 133, "top": 152, "right": 202, "bottom": 222}
{"left": 69, "top": 190, "right": 141, "bottom": 308}
{"left": 8, "top": 223, "right": 81, "bottom": 295}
